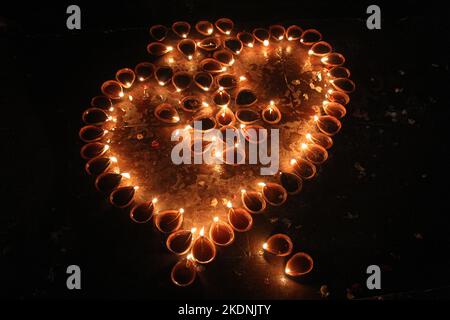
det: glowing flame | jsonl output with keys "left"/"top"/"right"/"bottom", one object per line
{"left": 158, "top": 81, "right": 165, "bottom": 86}
{"left": 213, "top": 216, "right": 219, "bottom": 222}
{"left": 313, "top": 115, "right": 319, "bottom": 122}
{"left": 139, "top": 77, "right": 145, "bottom": 81}
{"left": 263, "top": 39, "right": 269, "bottom": 46}
{"left": 262, "top": 243, "right": 268, "bottom": 250}
{"left": 152, "top": 197, "right": 158, "bottom": 204}
{"left": 239, "top": 76, "right": 246, "bottom": 81}
{"left": 128, "top": 95, "right": 133, "bottom": 101}
{"left": 225, "top": 31, "right": 231, "bottom": 35}
{"left": 179, "top": 208, "right": 185, "bottom": 214}
{"left": 188, "top": 55, "right": 193, "bottom": 60}
{"left": 290, "top": 159, "right": 297, "bottom": 165}
{"left": 104, "top": 144, "right": 110, "bottom": 151}
{"left": 119, "top": 92, "right": 124, "bottom": 98}
{"left": 166, "top": 46, "right": 173, "bottom": 51}
{"left": 121, "top": 172, "right": 131, "bottom": 179}
{"left": 168, "top": 57, "right": 174, "bottom": 64}
{"left": 133, "top": 186, "right": 139, "bottom": 190}
{"left": 306, "top": 133, "right": 312, "bottom": 141}
{"left": 202, "top": 101, "right": 210, "bottom": 107}
{"left": 241, "top": 189, "right": 246, "bottom": 194}
{"left": 191, "top": 227, "right": 197, "bottom": 234}
{"left": 200, "top": 227, "right": 205, "bottom": 237}
{"left": 187, "top": 253, "right": 193, "bottom": 260}
{"left": 109, "top": 107, "right": 114, "bottom": 112}
{"left": 258, "top": 182, "right": 266, "bottom": 188}
{"left": 248, "top": 42, "right": 253, "bottom": 48}
{"left": 226, "top": 201, "right": 233, "bottom": 208}
{"left": 301, "top": 143, "right": 308, "bottom": 150}
{"left": 173, "top": 116, "right": 180, "bottom": 122}
{"left": 110, "top": 156, "right": 118, "bottom": 163}
{"left": 207, "top": 28, "right": 213, "bottom": 34}
{"left": 278, "top": 36, "right": 284, "bottom": 40}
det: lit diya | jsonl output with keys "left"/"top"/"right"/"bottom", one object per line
{"left": 80, "top": 17, "right": 354, "bottom": 287}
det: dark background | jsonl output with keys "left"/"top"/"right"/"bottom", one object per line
{"left": 0, "top": 0, "right": 449, "bottom": 300}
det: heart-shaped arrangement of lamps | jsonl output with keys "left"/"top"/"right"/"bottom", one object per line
{"left": 79, "top": 18, "right": 354, "bottom": 287}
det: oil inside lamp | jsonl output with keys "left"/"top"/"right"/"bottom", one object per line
{"left": 166, "top": 229, "right": 195, "bottom": 255}
{"left": 330, "top": 78, "right": 356, "bottom": 93}
{"left": 209, "top": 217, "right": 235, "bottom": 246}
{"left": 263, "top": 233, "right": 293, "bottom": 256}
{"left": 307, "top": 132, "right": 334, "bottom": 149}
{"left": 253, "top": 28, "right": 270, "bottom": 46}
{"left": 82, "top": 108, "right": 109, "bottom": 125}
{"left": 191, "top": 115, "right": 216, "bottom": 132}
{"left": 216, "top": 74, "right": 238, "bottom": 89}
{"left": 286, "top": 25, "right": 303, "bottom": 41}
{"left": 79, "top": 125, "right": 107, "bottom": 143}
{"left": 195, "top": 20, "right": 214, "bottom": 35}
{"left": 171, "top": 256, "right": 196, "bottom": 287}
{"left": 154, "top": 209, "right": 184, "bottom": 233}
{"left": 260, "top": 182, "right": 288, "bottom": 206}
{"left": 194, "top": 72, "right": 214, "bottom": 91}
{"left": 216, "top": 107, "right": 235, "bottom": 126}
{"left": 215, "top": 18, "right": 234, "bottom": 35}
{"left": 213, "top": 49, "right": 235, "bottom": 66}
{"left": 154, "top": 103, "right": 180, "bottom": 124}
{"left": 328, "top": 66, "right": 351, "bottom": 79}
{"left": 285, "top": 252, "right": 314, "bottom": 277}
{"left": 327, "top": 90, "right": 350, "bottom": 105}
{"left": 241, "top": 189, "right": 266, "bottom": 214}
{"left": 91, "top": 95, "right": 112, "bottom": 110}
{"left": 191, "top": 227, "right": 216, "bottom": 264}
{"left": 172, "top": 21, "right": 191, "bottom": 38}
{"left": 80, "top": 142, "right": 109, "bottom": 160}
{"left": 134, "top": 62, "right": 155, "bottom": 81}
{"left": 261, "top": 102, "right": 282, "bottom": 124}
{"left": 227, "top": 207, "right": 253, "bottom": 232}
{"left": 85, "top": 157, "right": 113, "bottom": 176}
{"left": 237, "top": 31, "right": 255, "bottom": 48}
{"left": 235, "top": 108, "right": 260, "bottom": 124}
{"left": 155, "top": 66, "right": 174, "bottom": 86}
{"left": 300, "top": 29, "right": 322, "bottom": 45}
{"left": 172, "top": 71, "right": 193, "bottom": 92}
{"left": 279, "top": 172, "right": 303, "bottom": 195}
{"left": 317, "top": 115, "right": 342, "bottom": 136}
{"left": 242, "top": 125, "right": 268, "bottom": 145}
{"left": 200, "top": 58, "right": 225, "bottom": 73}
{"left": 130, "top": 201, "right": 155, "bottom": 224}
{"left": 224, "top": 38, "right": 243, "bottom": 54}
{"left": 269, "top": 25, "right": 286, "bottom": 41}
{"left": 321, "top": 53, "right": 345, "bottom": 68}
{"left": 323, "top": 101, "right": 346, "bottom": 119}
{"left": 147, "top": 42, "right": 173, "bottom": 56}
{"left": 180, "top": 96, "right": 202, "bottom": 112}
{"left": 213, "top": 89, "right": 231, "bottom": 107}
{"left": 303, "top": 144, "right": 328, "bottom": 164}
{"left": 101, "top": 80, "right": 123, "bottom": 100}
{"left": 236, "top": 89, "right": 257, "bottom": 107}
{"left": 177, "top": 39, "right": 197, "bottom": 60}
{"left": 109, "top": 186, "right": 136, "bottom": 208}
{"left": 95, "top": 172, "right": 123, "bottom": 194}
{"left": 291, "top": 158, "right": 316, "bottom": 180}
{"left": 198, "top": 37, "right": 221, "bottom": 51}
{"left": 310, "top": 41, "right": 332, "bottom": 57}
{"left": 115, "top": 68, "right": 135, "bottom": 88}
{"left": 149, "top": 24, "right": 168, "bottom": 41}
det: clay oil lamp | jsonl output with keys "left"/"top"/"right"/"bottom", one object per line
{"left": 154, "top": 208, "right": 184, "bottom": 234}
{"left": 290, "top": 158, "right": 316, "bottom": 180}
{"left": 177, "top": 39, "right": 197, "bottom": 60}
{"left": 213, "top": 49, "right": 235, "bottom": 66}
{"left": 236, "top": 89, "right": 257, "bottom": 107}
{"left": 316, "top": 115, "right": 342, "bottom": 136}
{"left": 213, "top": 89, "right": 231, "bottom": 107}
{"left": 242, "top": 125, "right": 268, "bottom": 145}
{"left": 146, "top": 42, "right": 174, "bottom": 57}
{"left": 172, "top": 21, "right": 191, "bottom": 38}
{"left": 172, "top": 71, "right": 193, "bottom": 92}
{"left": 306, "top": 132, "right": 333, "bottom": 150}
{"left": 149, "top": 24, "right": 168, "bottom": 41}
{"left": 79, "top": 125, "right": 107, "bottom": 143}
{"left": 328, "top": 66, "right": 351, "bottom": 79}
{"left": 227, "top": 204, "right": 253, "bottom": 232}
{"left": 90, "top": 95, "right": 112, "bottom": 110}
{"left": 237, "top": 31, "right": 255, "bottom": 48}
{"left": 215, "top": 18, "right": 234, "bottom": 35}
{"left": 195, "top": 20, "right": 214, "bottom": 36}
{"left": 278, "top": 172, "right": 303, "bottom": 195}
{"left": 259, "top": 182, "right": 287, "bottom": 206}
{"left": 309, "top": 41, "right": 333, "bottom": 57}
{"left": 253, "top": 28, "right": 270, "bottom": 46}
{"left": 235, "top": 108, "right": 260, "bottom": 124}
{"left": 216, "top": 107, "right": 235, "bottom": 127}
{"left": 191, "top": 115, "right": 217, "bottom": 133}
{"left": 180, "top": 95, "right": 202, "bottom": 112}
{"left": 191, "top": 227, "right": 216, "bottom": 264}
{"left": 224, "top": 38, "right": 243, "bottom": 55}
{"left": 323, "top": 101, "right": 346, "bottom": 119}
{"left": 241, "top": 189, "right": 266, "bottom": 214}
{"left": 269, "top": 25, "right": 286, "bottom": 41}
{"left": 171, "top": 255, "right": 196, "bottom": 287}
{"left": 135, "top": 62, "right": 155, "bottom": 82}
{"left": 154, "top": 103, "right": 180, "bottom": 124}
{"left": 197, "top": 37, "right": 221, "bottom": 51}
{"left": 301, "top": 143, "right": 328, "bottom": 165}
{"left": 155, "top": 66, "right": 174, "bottom": 86}
{"left": 115, "top": 68, "right": 135, "bottom": 88}
{"left": 321, "top": 53, "right": 345, "bottom": 68}
{"left": 326, "top": 90, "right": 350, "bottom": 106}
{"left": 200, "top": 58, "right": 226, "bottom": 74}
{"left": 101, "top": 80, "right": 123, "bottom": 100}
{"left": 330, "top": 78, "right": 356, "bottom": 93}
{"left": 209, "top": 217, "right": 235, "bottom": 246}
{"left": 300, "top": 29, "right": 322, "bottom": 45}
{"left": 166, "top": 228, "right": 196, "bottom": 255}
{"left": 85, "top": 156, "right": 116, "bottom": 176}
{"left": 285, "top": 252, "right": 314, "bottom": 277}
{"left": 216, "top": 74, "right": 238, "bottom": 90}
{"left": 109, "top": 186, "right": 137, "bottom": 208}
{"left": 82, "top": 108, "right": 109, "bottom": 126}
{"left": 80, "top": 142, "right": 109, "bottom": 160}
{"left": 263, "top": 233, "right": 293, "bottom": 257}
{"left": 261, "top": 101, "right": 282, "bottom": 124}
{"left": 286, "top": 25, "right": 303, "bottom": 41}
{"left": 95, "top": 172, "right": 124, "bottom": 194}
{"left": 130, "top": 200, "right": 155, "bottom": 224}
{"left": 194, "top": 72, "right": 214, "bottom": 91}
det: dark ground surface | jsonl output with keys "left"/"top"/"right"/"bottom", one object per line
{"left": 1, "top": 0, "right": 450, "bottom": 300}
